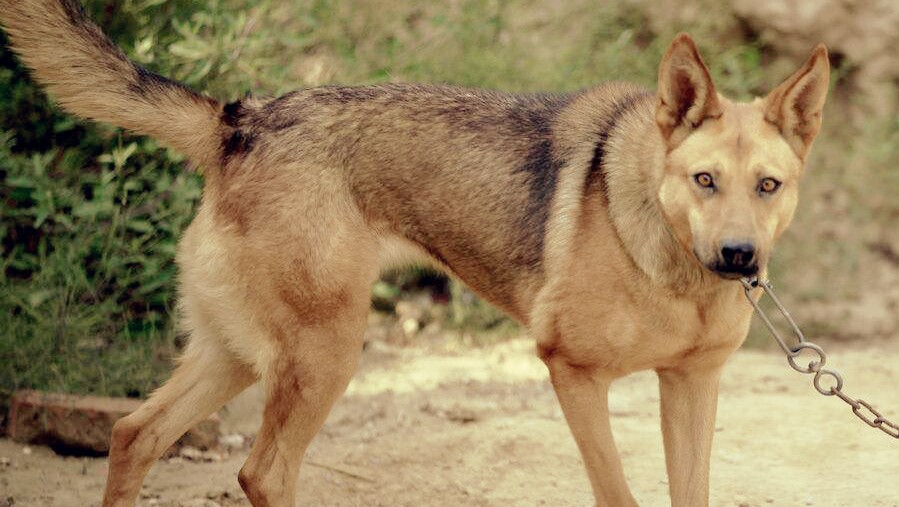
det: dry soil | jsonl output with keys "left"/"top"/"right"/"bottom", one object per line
{"left": 2, "top": 337, "right": 898, "bottom": 506}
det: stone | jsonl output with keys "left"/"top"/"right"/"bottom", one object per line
{"left": 732, "top": 0, "right": 899, "bottom": 121}
{"left": 7, "top": 389, "right": 220, "bottom": 455}
{"left": 218, "top": 433, "right": 246, "bottom": 450}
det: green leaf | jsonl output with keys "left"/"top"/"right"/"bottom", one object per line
{"left": 126, "top": 219, "right": 154, "bottom": 233}
{"left": 27, "top": 289, "right": 56, "bottom": 309}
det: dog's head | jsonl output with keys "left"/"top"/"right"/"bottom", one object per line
{"left": 654, "top": 34, "right": 829, "bottom": 280}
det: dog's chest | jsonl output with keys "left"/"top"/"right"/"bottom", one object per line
{"left": 639, "top": 289, "right": 752, "bottom": 370}
{"left": 552, "top": 280, "right": 753, "bottom": 374}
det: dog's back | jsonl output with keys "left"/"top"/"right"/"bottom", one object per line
{"left": 0, "top": 0, "right": 636, "bottom": 320}
{"left": 219, "top": 85, "right": 575, "bottom": 317}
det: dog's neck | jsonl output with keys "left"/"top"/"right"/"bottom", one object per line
{"left": 602, "top": 97, "right": 723, "bottom": 295}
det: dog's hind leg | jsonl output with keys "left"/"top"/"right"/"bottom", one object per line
{"left": 236, "top": 266, "right": 375, "bottom": 506}
{"left": 544, "top": 356, "right": 638, "bottom": 507}
{"left": 102, "top": 337, "right": 255, "bottom": 506}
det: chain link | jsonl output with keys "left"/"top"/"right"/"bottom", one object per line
{"left": 740, "top": 277, "right": 899, "bottom": 439}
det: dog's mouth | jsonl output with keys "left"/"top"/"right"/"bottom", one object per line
{"left": 705, "top": 262, "right": 759, "bottom": 280}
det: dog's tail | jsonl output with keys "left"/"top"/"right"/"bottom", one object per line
{"left": 0, "top": 0, "right": 223, "bottom": 165}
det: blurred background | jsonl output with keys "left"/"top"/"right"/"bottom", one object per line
{"left": 1, "top": 0, "right": 897, "bottom": 425}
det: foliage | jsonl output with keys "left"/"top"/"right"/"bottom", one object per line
{"left": 2, "top": 0, "right": 894, "bottom": 407}
{"left": 0, "top": 0, "right": 211, "bottom": 404}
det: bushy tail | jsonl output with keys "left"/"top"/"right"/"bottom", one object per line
{"left": 0, "top": 0, "right": 223, "bottom": 164}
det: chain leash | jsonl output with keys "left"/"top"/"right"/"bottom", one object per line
{"left": 740, "top": 277, "right": 899, "bottom": 439}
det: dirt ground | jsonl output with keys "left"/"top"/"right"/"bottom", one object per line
{"left": 2, "top": 336, "right": 898, "bottom": 507}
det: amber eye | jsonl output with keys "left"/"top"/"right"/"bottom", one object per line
{"left": 758, "top": 177, "right": 781, "bottom": 194}
{"left": 694, "top": 172, "right": 715, "bottom": 189}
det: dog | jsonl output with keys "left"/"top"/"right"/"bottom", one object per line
{"left": 0, "top": 1, "right": 830, "bottom": 505}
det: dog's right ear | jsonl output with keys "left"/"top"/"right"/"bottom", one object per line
{"left": 655, "top": 33, "right": 722, "bottom": 148}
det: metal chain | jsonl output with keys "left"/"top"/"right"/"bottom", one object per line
{"left": 740, "top": 277, "right": 899, "bottom": 439}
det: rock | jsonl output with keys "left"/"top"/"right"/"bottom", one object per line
{"left": 7, "top": 389, "right": 220, "bottom": 455}
{"left": 401, "top": 317, "right": 420, "bottom": 337}
{"left": 182, "top": 500, "right": 221, "bottom": 507}
{"left": 179, "top": 446, "right": 204, "bottom": 460}
{"left": 420, "top": 401, "right": 485, "bottom": 424}
{"left": 624, "top": 0, "right": 899, "bottom": 122}
{"left": 175, "top": 415, "right": 221, "bottom": 451}
{"left": 732, "top": 0, "right": 899, "bottom": 121}
{"left": 178, "top": 446, "right": 225, "bottom": 462}
{"left": 395, "top": 299, "right": 427, "bottom": 324}
{"left": 395, "top": 300, "right": 425, "bottom": 339}
{"left": 218, "top": 433, "right": 246, "bottom": 450}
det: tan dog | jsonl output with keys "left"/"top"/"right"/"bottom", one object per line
{"left": 0, "top": 1, "right": 830, "bottom": 505}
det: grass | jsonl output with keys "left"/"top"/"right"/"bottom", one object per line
{"left": 1, "top": 0, "right": 896, "bottom": 410}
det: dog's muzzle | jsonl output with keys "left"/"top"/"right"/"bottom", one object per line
{"left": 708, "top": 241, "right": 758, "bottom": 279}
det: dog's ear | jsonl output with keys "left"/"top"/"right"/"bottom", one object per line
{"left": 764, "top": 44, "right": 830, "bottom": 160}
{"left": 655, "top": 33, "right": 722, "bottom": 148}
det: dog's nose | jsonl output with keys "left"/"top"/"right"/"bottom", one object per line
{"left": 721, "top": 242, "right": 755, "bottom": 267}
{"left": 716, "top": 241, "right": 758, "bottom": 277}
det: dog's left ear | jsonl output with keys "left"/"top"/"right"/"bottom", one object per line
{"left": 764, "top": 45, "right": 830, "bottom": 160}
{"left": 655, "top": 33, "right": 722, "bottom": 148}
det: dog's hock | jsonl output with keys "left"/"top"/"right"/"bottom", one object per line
{"left": 764, "top": 44, "right": 830, "bottom": 160}
{"left": 655, "top": 33, "right": 722, "bottom": 147}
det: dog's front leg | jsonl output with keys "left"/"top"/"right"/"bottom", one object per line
{"left": 656, "top": 363, "right": 724, "bottom": 507}
{"left": 546, "top": 356, "right": 638, "bottom": 507}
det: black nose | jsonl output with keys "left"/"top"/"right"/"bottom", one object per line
{"left": 717, "top": 241, "right": 757, "bottom": 276}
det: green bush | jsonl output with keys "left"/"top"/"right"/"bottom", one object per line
{"left": 0, "top": 1, "right": 206, "bottom": 404}
{"left": 8, "top": 0, "right": 878, "bottom": 410}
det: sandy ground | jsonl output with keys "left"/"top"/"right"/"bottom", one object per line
{"left": 2, "top": 337, "right": 898, "bottom": 507}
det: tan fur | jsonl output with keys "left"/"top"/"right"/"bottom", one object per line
{"left": 0, "top": 3, "right": 830, "bottom": 506}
